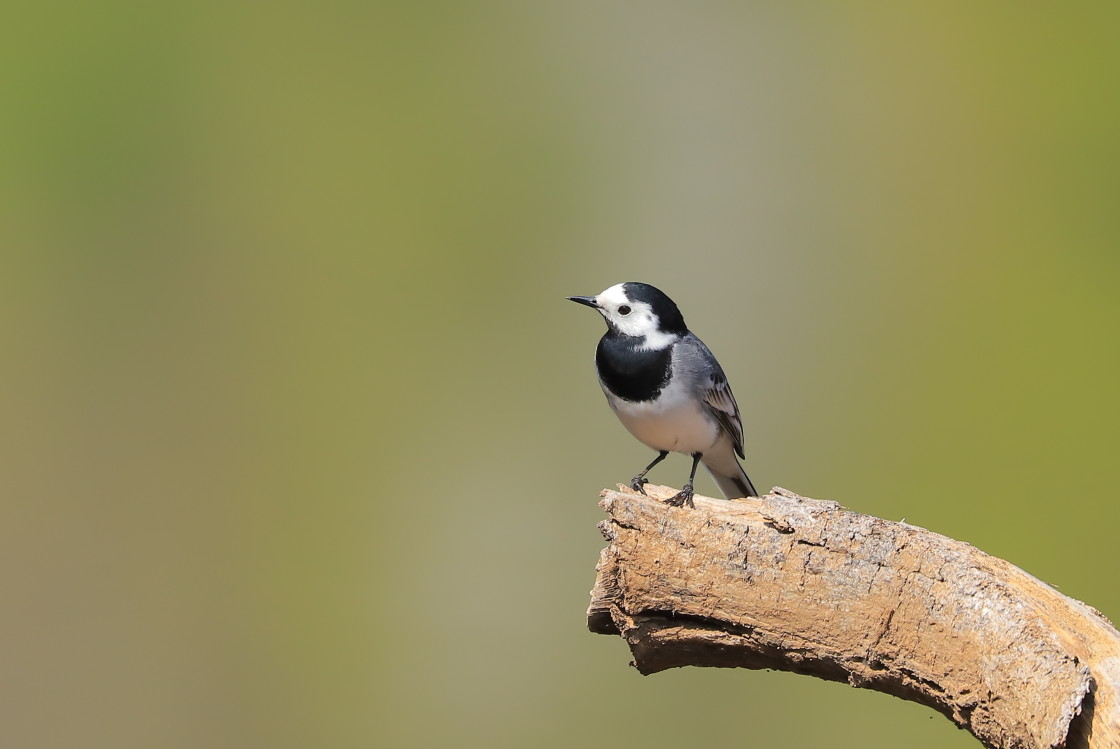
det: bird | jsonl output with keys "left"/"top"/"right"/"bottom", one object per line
{"left": 568, "top": 282, "right": 758, "bottom": 508}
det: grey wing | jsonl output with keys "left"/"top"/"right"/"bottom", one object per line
{"left": 681, "top": 335, "right": 746, "bottom": 459}
{"left": 706, "top": 370, "right": 746, "bottom": 459}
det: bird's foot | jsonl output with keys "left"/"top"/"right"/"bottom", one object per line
{"left": 629, "top": 476, "right": 649, "bottom": 495}
{"left": 663, "top": 484, "right": 695, "bottom": 509}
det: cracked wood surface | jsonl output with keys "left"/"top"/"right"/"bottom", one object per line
{"left": 587, "top": 485, "right": 1120, "bottom": 749}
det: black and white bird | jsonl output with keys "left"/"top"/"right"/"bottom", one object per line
{"left": 568, "top": 282, "right": 759, "bottom": 508}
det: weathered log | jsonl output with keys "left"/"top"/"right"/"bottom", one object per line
{"left": 588, "top": 485, "right": 1120, "bottom": 749}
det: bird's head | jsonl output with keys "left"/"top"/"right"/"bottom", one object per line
{"left": 567, "top": 282, "right": 687, "bottom": 348}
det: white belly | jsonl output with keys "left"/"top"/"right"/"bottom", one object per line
{"left": 608, "top": 393, "right": 720, "bottom": 455}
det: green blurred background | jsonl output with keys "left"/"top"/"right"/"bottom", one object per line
{"left": 2, "top": 2, "right": 1117, "bottom": 747}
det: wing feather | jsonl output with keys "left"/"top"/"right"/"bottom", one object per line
{"left": 704, "top": 370, "right": 745, "bottom": 459}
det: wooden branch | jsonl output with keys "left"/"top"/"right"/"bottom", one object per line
{"left": 587, "top": 485, "right": 1120, "bottom": 749}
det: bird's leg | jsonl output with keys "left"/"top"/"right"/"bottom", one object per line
{"left": 664, "top": 453, "right": 702, "bottom": 509}
{"left": 630, "top": 451, "right": 669, "bottom": 494}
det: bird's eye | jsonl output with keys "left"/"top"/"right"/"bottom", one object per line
{"left": 618, "top": 305, "right": 632, "bottom": 316}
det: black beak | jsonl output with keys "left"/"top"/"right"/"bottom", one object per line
{"left": 567, "top": 296, "right": 599, "bottom": 309}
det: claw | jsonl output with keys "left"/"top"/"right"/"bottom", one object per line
{"left": 630, "top": 477, "right": 649, "bottom": 495}
{"left": 663, "top": 484, "right": 695, "bottom": 509}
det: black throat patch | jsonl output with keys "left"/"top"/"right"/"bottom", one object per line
{"left": 595, "top": 333, "right": 673, "bottom": 402}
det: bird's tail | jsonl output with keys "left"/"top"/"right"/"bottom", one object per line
{"left": 705, "top": 459, "right": 759, "bottom": 499}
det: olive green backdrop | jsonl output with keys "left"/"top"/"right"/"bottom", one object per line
{"left": 2, "top": 3, "right": 1117, "bottom": 748}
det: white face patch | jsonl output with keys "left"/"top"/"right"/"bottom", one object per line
{"left": 594, "top": 283, "right": 679, "bottom": 350}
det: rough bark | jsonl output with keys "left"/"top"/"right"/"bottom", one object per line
{"left": 587, "top": 485, "right": 1120, "bottom": 749}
